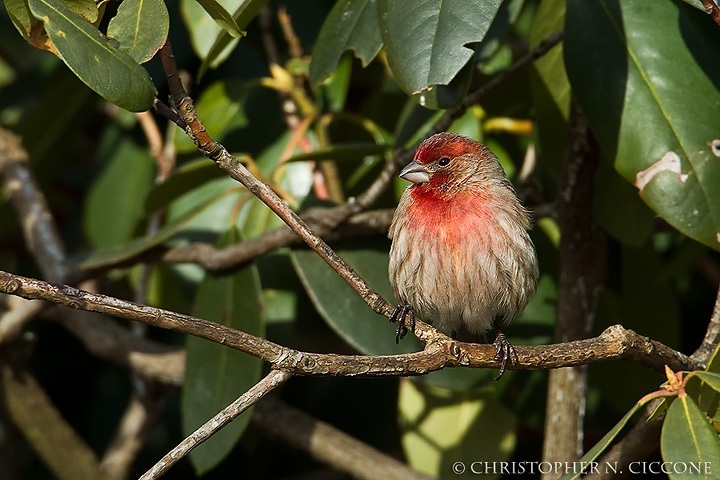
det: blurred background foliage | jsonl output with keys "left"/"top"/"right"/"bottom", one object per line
{"left": 0, "top": 0, "right": 720, "bottom": 478}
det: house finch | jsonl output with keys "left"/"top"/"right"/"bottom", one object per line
{"left": 388, "top": 132, "right": 539, "bottom": 378}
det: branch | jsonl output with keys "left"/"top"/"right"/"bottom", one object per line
{"left": 430, "top": 30, "right": 564, "bottom": 137}
{"left": 0, "top": 271, "right": 701, "bottom": 376}
{"left": 691, "top": 282, "right": 720, "bottom": 364}
{"left": 590, "top": 282, "right": 720, "bottom": 479}
{"left": 0, "top": 299, "right": 46, "bottom": 344}
{"left": 48, "top": 306, "right": 185, "bottom": 386}
{"left": 160, "top": 208, "right": 394, "bottom": 270}
{"left": 253, "top": 396, "right": 434, "bottom": 480}
{"left": 140, "top": 369, "right": 292, "bottom": 480}
{"left": 701, "top": 0, "right": 720, "bottom": 27}
{"left": 154, "top": 31, "right": 565, "bottom": 341}
{"left": 542, "top": 103, "right": 606, "bottom": 470}
{"left": 0, "top": 127, "right": 70, "bottom": 284}
{"left": 0, "top": 345, "right": 102, "bottom": 479}
{"left": 100, "top": 393, "right": 164, "bottom": 480}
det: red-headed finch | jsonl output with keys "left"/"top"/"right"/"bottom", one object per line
{"left": 388, "top": 132, "right": 539, "bottom": 378}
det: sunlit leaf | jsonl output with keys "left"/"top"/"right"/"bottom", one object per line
{"left": 107, "top": 0, "right": 169, "bottom": 63}
{"left": 193, "top": 0, "right": 244, "bottom": 38}
{"left": 565, "top": 0, "right": 720, "bottom": 250}
{"left": 661, "top": 395, "right": 720, "bottom": 480}
{"left": 399, "top": 379, "right": 516, "bottom": 479}
{"left": 62, "top": 0, "right": 97, "bottom": 22}
{"left": 28, "top": 0, "right": 155, "bottom": 111}
{"left": 197, "top": 0, "right": 268, "bottom": 78}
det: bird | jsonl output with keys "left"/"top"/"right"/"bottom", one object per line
{"left": 388, "top": 132, "right": 539, "bottom": 378}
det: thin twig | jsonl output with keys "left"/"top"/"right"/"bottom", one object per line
{"left": 98, "top": 32, "right": 564, "bottom": 277}
{"left": 700, "top": 0, "right": 720, "bottom": 26}
{"left": 154, "top": 31, "right": 566, "bottom": 339}
{"left": 0, "top": 270, "right": 701, "bottom": 375}
{"left": 160, "top": 208, "right": 395, "bottom": 270}
{"left": 140, "top": 369, "right": 292, "bottom": 480}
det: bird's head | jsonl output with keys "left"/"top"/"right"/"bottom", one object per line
{"left": 400, "top": 133, "right": 505, "bottom": 194}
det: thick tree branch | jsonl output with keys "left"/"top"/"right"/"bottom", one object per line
{"left": 0, "top": 128, "right": 69, "bottom": 283}
{"left": 542, "top": 104, "right": 606, "bottom": 475}
{"left": 0, "top": 271, "right": 700, "bottom": 377}
{"left": 140, "top": 369, "right": 292, "bottom": 480}
{"left": 691, "top": 283, "right": 720, "bottom": 364}
{"left": 254, "top": 396, "right": 434, "bottom": 480}
{"left": 48, "top": 307, "right": 185, "bottom": 386}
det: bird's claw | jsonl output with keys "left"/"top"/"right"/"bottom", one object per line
{"left": 493, "top": 329, "right": 518, "bottom": 380}
{"left": 390, "top": 305, "right": 415, "bottom": 344}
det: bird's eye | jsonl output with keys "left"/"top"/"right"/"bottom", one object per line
{"left": 438, "top": 157, "right": 451, "bottom": 167}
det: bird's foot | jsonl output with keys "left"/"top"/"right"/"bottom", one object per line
{"left": 390, "top": 304, "right": 415, "bottom": 344}
{"left": 492, "top": 327, "right": 518, "bottom": 380}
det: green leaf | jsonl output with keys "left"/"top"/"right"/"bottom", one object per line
{"left": 558, "top": 399, "right": 648, "bottom": 480}
{"left": 318, "top": 54, "right": 352, "bottom": 113}
{"left": 71, "top": 188, "right": 234, "bottom": 269}
{"left": 183, "top": 227, "right": 264, "bottom": 475}
{"left": 309, "top": 0, "right": 382, "bottom": 86}
{"left": 5, "top": 0, "right": 41, "bottom": 40}
{"left": 62, "top": 0, "right": 97, "bottom": 22}
{"left": 83, "top": 125, "right": 155, "bottom": 248}
{"left": 696, "top": 372, "right": 720, "bottom": 395}
{"left": 528, "top": 0, "right": 568, "bottom": 177}
{"left": 181, "top": 0, "right": 242, "bottom": 61}
{"left": 565, "top": 0, "right": 720, "bottom": 250}
{"left": 286, "top": 143, "right": 391, "bottom": 163}
{"left": 28, "top": 0, "right": 155, "bottom": 112}
{"left": 174, "top": 79, "right": 252, "bottom": 154}
{"left": 378, "top": 0, "right": 502, "bottom": 96}
{"left": 106, "top": 0, "right": 169, "bottom": 64}
{"left": 193, "top": 0, "right": 244, "bottom": 38}
{"left": 291, "top": 242, "right": 423, "bottom": 355}
{"left": 410, "top": 51, "right": 475, "bottom": 110}
{"left": 144, "top": 158, "right": 226, "bottom": 214}
{"left": 593, "top": 157, "right": 655, "bottom": 246}
{"left": 197, "top": 0, "right": 268, "bottom": 78}
{"left": 399, "top": 379, "right": 516, "bottom": 479}
{"left": 661, "top": 395, "right": 720, "bottom": 480}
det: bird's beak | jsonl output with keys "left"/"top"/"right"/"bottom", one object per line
{"left": 399, "top": 159, "right": 431, "bottom": 184}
